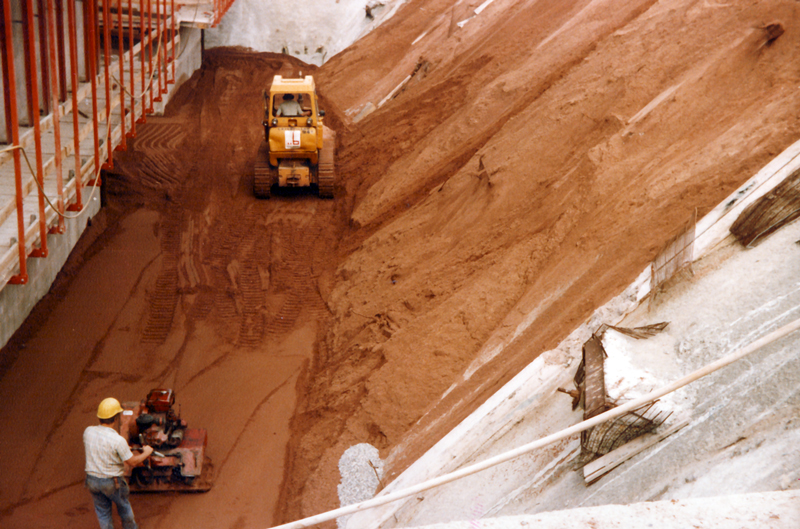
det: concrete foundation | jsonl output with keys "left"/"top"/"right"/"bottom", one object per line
{"left": 0, "top": 191, "right": 100, "bottom": 346}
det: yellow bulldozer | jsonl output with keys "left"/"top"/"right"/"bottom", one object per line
{"left": 254, "top": 75, "right": 335, "bottom": 198}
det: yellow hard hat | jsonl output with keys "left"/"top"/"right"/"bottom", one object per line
{"left": 97, "top": 398, "right": 123, "bottom": 419}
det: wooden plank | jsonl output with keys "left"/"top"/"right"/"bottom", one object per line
{"left": 694, "top": 139, "right": 800, "bottom": 257}
{"left": 583, "top": 335, "right": 607, "bottom": 419}
{"left": 730, "top": 166, "right": 800, "bottom": 247}
{"left": 583, "top": 419, "right": 690, "bottom": 485}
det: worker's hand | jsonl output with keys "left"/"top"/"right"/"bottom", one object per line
{"left": 143, "top": 445, "right": 154, "bottom": 457}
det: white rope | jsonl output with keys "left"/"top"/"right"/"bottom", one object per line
{"left": 268, "top": 317, "right": 800, "bottom": 529}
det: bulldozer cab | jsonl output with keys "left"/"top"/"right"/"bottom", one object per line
{"left": 272, "top": 93, "right": 312, "bottom": 117}
{"left": 266, "top": 76, "right": 319, "bottom": 126}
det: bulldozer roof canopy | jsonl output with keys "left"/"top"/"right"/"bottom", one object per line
{"left": 270, "top": 75, "right": 316, "bottom": 95}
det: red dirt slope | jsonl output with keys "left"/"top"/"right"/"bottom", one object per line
{"left": 283, "top": 0, "right": 800, "bottom": 521}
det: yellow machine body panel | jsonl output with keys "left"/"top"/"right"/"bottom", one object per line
{"left": 268, "top": 127, "right": 320, "bottom": 166}
{"left": 277, "top": 160, "right": 312, "bottom": 188}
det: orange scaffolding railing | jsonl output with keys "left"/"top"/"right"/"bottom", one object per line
{"left": 0, "top": 0, "right": 217, "bottom": 288}
{"left": 214, "top": 0, "right": 235, "bottom": 26}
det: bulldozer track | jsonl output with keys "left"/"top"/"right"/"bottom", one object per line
{"left": 194, "top": 204, "right": 326, "bottom": 348}
{"left": 233, "top": 232, "right": 268, "bottom": 348}
{"left": 134, "top": 124, "right": 187, "bottom": 190}
{"left": 138, "top": 153, "right": 183, "bottom": 190}
{"left": 267, "top": 219, "right": 330, "bottom": 328}
{"left": 318, "top": 127, "right": 336, "bottom": 198}
{"left": 135, "top": 123, "right": 192, "bottom": 345}
{"left": 202, "top": 206, "right": 262, "bottom": 345}
{"left": 254, "top": 142, "right": 273, "bottom": 198}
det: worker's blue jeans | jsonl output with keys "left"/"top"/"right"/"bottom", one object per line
{"left": 85, "top": 474, "right": 138, "bottom": 529}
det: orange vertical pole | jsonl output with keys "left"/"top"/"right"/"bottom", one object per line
{"left": 128, "top": 0, "right": 135, "bottom": 136}
{"left": 66, "top": 0, "right": 83, "bottom": 210}
{"left": 20, "top": 0, "right": 35, "bottom": 123}
{"left": 160, "top": 0, "right": 167, "bottom": 94}
{"left": 101, "top": 0, "right": 114, "bottom": 169}
{"left": 55, "top": 0, "right": 67, "bottom": 101}
{"left": 154, "top": 0, "right": 162, "bottom": 102}
{"left": 147, "top": 0, "right": 154, "bottom": 111}
{"left": 3, "top": 0, "right": 29, "bottom": 284}
{"left": 137, "top": 0, "right": 146, "bottom": 123}
{"left": 116, "top": 0, "right": 127, "bottom": 150}
{"left": 36, "top": 0, "right": 51, "bottom": 115}
{"left": 168, "top": 0, "right": 175, "bottom": 84}
{"left": 87, "top": 0, "right": 102, "bottom": 186}
{"left": 46, "top": 0, "right": 66, "bottom": 234}
{"left": 23, "top": 0, "right": 48, "bottom": 256}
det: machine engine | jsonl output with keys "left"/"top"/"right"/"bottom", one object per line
{"left": 120, "top": 389, "right": 211, "bottom": 492}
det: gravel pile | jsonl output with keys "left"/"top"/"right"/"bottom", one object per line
{"left": 337, "top": 443, "right": 384, "bottom": 529}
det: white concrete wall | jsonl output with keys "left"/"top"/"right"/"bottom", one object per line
{"left": 206, "top": 0, "right": 408, "bottom": 65}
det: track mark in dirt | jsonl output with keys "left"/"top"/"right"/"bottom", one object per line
{"left": 261, "top": 206, "right": 332, "bottom": 339}
{"left": 233, "top": 223, "right": 268, "bottom": 348}
{"left": 142, "top": 218, "right": 181, "bottom": 344}
{"left": 131, "top": 123, "right": 188, "bottom": 191}
{"left": 203, "top": 202, "right": 263, "bottom": 345}
{"left": 193, "top": 195, "right": 333, "bottom": 348}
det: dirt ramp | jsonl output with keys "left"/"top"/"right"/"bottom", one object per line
{"left": 0, "top": 49, "right": 343, "bottom": 529}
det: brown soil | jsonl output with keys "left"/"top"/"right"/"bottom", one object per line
{"left": 1, "top": 1, "right": 800, "bottom": 528}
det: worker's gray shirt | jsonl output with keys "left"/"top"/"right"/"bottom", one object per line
{"left": 84, "top": 425, "right": 133, "bottom": 478}
{"left": 277, "top": 101, "right": 304, "bottom": 117}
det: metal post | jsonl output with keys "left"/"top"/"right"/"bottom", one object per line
{"left": 101, "top": 0, "right": 113, "bottom": 169}
{"left": 23, "top": 0, "right": 48, "bottom": 256}
{"left": 160, "top": 0, "right": 167, "bottom": 94}
{"left": 127, "top": 0, "right": 135, "bottom": 136}
{"left": 168, "top": 0, "right": 175, "bottom": 84}
{"left": 2, "top": 0, "right": 28, "bottom": 284}
{"left": 20, "top": 3, "right": 34, "bottom": 126}
{"left": 137, "top": 0, "right": 146, "bottom": 123}
{"left": 46, "top": 0, "right": 65, "bottom": 234}
{"left": 154, "top": 0, "right": 162, "bottom": 102}
{"left": 66, "top": 0, "right": 83, "bottom": 210}
{"left": 55, "top": 0, "right": 67, "bottom": 101}
{"left": 146, "top": 0, "right": 154, "bottom": 111}
{"left": 116, "top": 0, "right": 126, "bottom": 149}
{"left": 86, "top": 0, "right": 101, "bottom": 186}
{"left": 36, "top": 0, "right": 51, "bottom": 115}
{"left": 81, "top": 0, "right": 89, "bottom": 81}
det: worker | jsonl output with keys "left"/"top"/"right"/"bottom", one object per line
{"left": 84, "top": 397, "right": 153, "bottom": 529}
{"left": 276, "top": 93, "right": 305, "bottom": 117}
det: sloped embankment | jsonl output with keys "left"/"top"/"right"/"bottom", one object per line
{"left": 279, "top": 0, "right": 800, "bottom": 521}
